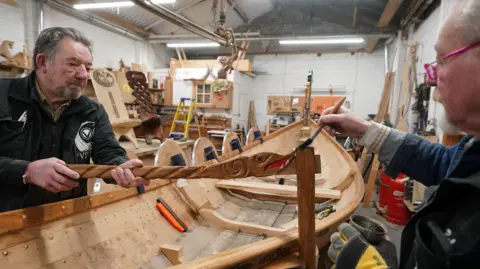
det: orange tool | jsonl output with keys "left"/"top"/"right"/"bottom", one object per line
{"left": 156, "top": 198, "right": 188, "bottom": 232}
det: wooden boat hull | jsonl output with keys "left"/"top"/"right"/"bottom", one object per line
{"left": 0, "top": 119, "right": 363, "bottom": 269}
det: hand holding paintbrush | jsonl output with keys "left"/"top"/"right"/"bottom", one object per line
{"left": 298, "top": 97, "right": 347, "bottom": 150}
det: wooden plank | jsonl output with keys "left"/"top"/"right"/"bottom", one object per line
{"left": 91, "top": 11, "right": 152, "bottom": 36}
{"left": 0, "top": 179, "right": 170, "bottom": 236}
{"left": 352, "top": 6, "right": 358, "bottom": 28}
{"left": 131, "top": 63, "right": 142, "bottom": 72}
{"left": 366, "top": 38, "right": 378, "bottom": 54}
{"left": 200, "top": 209, "right": 287, "bottom": 237}
{"left": 377, "top": 0, "right": 403, "bottom": 28}
{"left": 178, "top": 60, "right": 252, "bottom": 72}
{"left": 160, "top": 244, "right": 184, "bottom": 265}
{"left": 295, "top": 146, "right": 317, "bottom": 268}
{"left": 374, "top": 72, "right": 395, "bottom": 123}
{"left": 363, "top": 155, "right": 380, "bottom": 208}
{"left": 0, "top": 0, "right": 16, "bottom": 7}
{"left": 216, "top": 181, "right": 341, "bottom": 200}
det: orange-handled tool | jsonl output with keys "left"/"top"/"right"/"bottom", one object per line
{"left": 156, "top": 198, "right": 188, "bottom": 233}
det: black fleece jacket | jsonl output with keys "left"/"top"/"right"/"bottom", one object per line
{"left": 0, "top": 72, "right": 128, "bottom": 212}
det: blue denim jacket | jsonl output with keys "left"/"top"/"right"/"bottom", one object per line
{"left": 379, "top": 130, "right": 480, "bottom": 186}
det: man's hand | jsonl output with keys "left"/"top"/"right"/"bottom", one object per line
{"left": 111, "top": 159, "right": 150, "bottom": 188}
{"left": 25, "top": 158, "right": 80, "bottom": 193}
{"left": 328, "top": 223, "right": 387, "bottom": 269}
{"left": 318, "top": 106, "right": 372, "bottom": 139}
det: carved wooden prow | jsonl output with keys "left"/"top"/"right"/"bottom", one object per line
{"left": 126, "top": 71, "right": 164, "bottom": 144}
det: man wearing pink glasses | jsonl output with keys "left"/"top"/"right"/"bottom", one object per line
{"left": 324, "top": 1, "right": 480, "bottom": 269}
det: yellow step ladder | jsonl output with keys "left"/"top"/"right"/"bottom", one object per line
{"left": 169, "top": 98, "right": 201, "bottom": 140}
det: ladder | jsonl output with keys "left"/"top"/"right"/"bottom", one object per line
{"left": 169, "top": 98, "right": 201, "bottom": 140}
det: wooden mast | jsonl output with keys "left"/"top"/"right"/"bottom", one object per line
{"left": 304, "top": 70, "right": 313, "bottom": 126}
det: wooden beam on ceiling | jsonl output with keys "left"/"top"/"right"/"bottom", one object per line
{"left": 366, "top": 38, "right": 378, "bottom": 54}
{"left": 227, "top": 0, "right": 249, "bottom": 24}
{"left": 377, "top": 0, "right": 403, "bottom": 28}
{"left": 367, "top": 0, "right": 402, "bottom": 53}
{"left": 91, "top": 11, "right": 152, "bottom": 36}
{"left": 352, "top": 6, "right": 358, "bottom": 28}
{"left": 144, "top": 0, "right": 206, "bottom": 30}
{"left": 0, "top": 0, "right": 17, "bottom": 7}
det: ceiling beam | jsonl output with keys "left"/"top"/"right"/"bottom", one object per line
{"left": 92, "top": 11, "right": 153, "bottom": 36}
{"left": 144, "top": 0, "right": 206, "bottom": 30}
{"left": 0, "top": 0, "right": 16, "bottom": 7}
{"left": 368, "top": 0, "right": 403, "bottom": 53}
{"left": 352, "top": 6, "right": 358, "bottom": 28}
{"left": 227, "top": 0, "right": 249, "bottom": 24}
{"left": 377, "top": 0, "right": 403, "bottom": 28}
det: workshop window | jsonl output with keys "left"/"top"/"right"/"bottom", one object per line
{"left": 196, "top": 83, "right": 211, "bottom": 104}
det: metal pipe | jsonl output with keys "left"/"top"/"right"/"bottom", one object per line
{"left": 150, "top": 33, "right": 394, "bottom": 43}
{"left": 132, "top": 0, "right": 227, "bottom": 46}
{"left": 46, "top": 0, "right": 146, "bottom": 41}
{"left": 37, "top": 0, "right": 44, "bottom": 37}
{"left": 150, "top": 32, "right": 260, "bottom": 39}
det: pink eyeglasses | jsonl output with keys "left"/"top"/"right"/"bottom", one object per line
{"left": 424, "top": 40, "right": 480, "bottom": 81}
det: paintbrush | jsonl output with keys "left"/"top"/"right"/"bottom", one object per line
{"left": 297, "top": 96, "right": 347, "bottom": 150}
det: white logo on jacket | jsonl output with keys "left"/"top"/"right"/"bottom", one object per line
{"left": 75, "top": 121, "right": 95, "bottom": 160}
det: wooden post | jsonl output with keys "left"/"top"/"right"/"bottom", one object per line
{"left": 363, "top": 155, "right": 380, "bottom": 208}
{"left": 296, "top": 146, "right": 317, "bottom": 269}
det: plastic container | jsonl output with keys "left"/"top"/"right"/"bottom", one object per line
{"left": 386, "top": 178, "right": 412, "bottom": 225}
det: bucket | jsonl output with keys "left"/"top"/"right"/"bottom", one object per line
{"left": 386, "top": 178, "right": 412, "bottom": 225}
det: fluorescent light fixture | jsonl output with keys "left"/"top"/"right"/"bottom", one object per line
{"left": 166, "top": 43, "right": 220, "bottom": 48}
{"left": 73, "top": 1, "right": 134, "bottom": 10}
{"left": 279, "top": 38, "right": 365, "bottom": 45}
{"left": 151, "top": 0, "right": 176, "bottom": 3}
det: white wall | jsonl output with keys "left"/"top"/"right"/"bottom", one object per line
{"left": 250, "top": 52, "right": 387, "bottom": 130}
{"left": 0, "top": 2, "right": 27, "bottom": 76}
{"left": 0, "top": 1, "right": 168, "bottom": 75}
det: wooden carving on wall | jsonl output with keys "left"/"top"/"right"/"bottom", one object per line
{"left": 93, "top": 69, "right": 115, "bottom": 87}
{"left": 125, "top": 71, "right": 164, "bottom": 144}
{"left": 0, "top": 40, "right": 31, "bottom": 70}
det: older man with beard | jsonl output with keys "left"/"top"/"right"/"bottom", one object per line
{"left": 323, "top": 1, "right": 480, "bottom": 268}
{"left": 0, "top": 27, "right": 148, "bottom": 213}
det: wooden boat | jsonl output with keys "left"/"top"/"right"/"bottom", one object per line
{"left": 0, "top": 119, "right": 363, "bottom": 269}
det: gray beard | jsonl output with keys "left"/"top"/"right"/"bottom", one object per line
{"left": 58, "top": 86, "right": 81, "bottom": 100}
{"left": 438, "top": 104, "right": 463, "bottom": 135}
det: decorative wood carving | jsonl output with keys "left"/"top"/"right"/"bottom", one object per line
{"left": 125, "top": 71, "right": 164, "bottom": 144}
{"left": 92, "top": 69, "right": 115, "bottom": 87}
{"left": 66, "top": 151, "right": 296, "bottom": 180}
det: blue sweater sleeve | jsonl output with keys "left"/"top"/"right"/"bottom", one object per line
{"left": 379, "top": 130, "right": 458, "bottom": 186}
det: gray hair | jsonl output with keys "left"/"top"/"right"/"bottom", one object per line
{"left": 33, "top": 27, "right": 93, "bottom": 69}
{"left": 448, "top": 0, "right": 480, "bottom": 44}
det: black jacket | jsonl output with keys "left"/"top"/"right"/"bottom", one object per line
{"left": 0, "top": 72, "right": 128, "bottom": 212}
